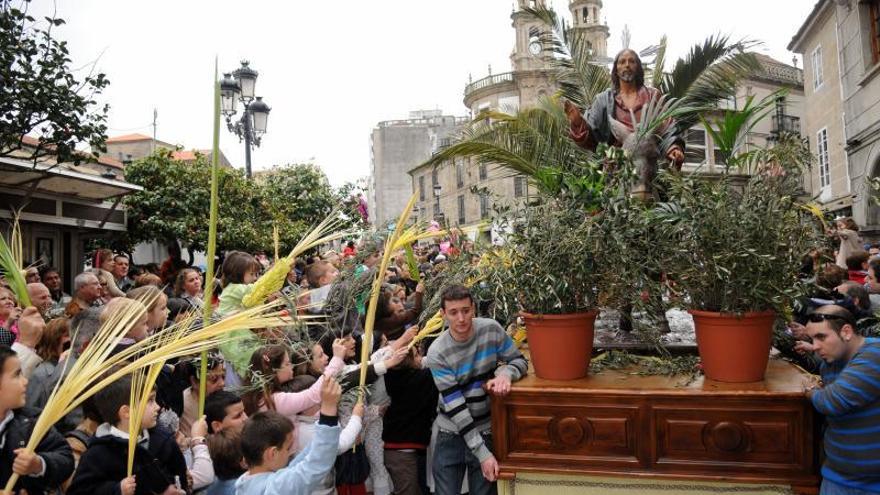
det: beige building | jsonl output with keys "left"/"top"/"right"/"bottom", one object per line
{"left": 789, "top": 0, "right": 851, "bottom": 216}
{"left": 790, "top": 0, "right": 880, "bottom": 234}
{"left": 681, "top": 54, "right": 805, "bottom": 178}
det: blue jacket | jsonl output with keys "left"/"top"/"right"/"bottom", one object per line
{"left": 234, "top": 422, "right": 340, "bottom": 495}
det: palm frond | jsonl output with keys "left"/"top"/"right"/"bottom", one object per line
{"left": 651, "top": 36, "right": 668, "bottom": 89}
{"left": 661, "top": 35, "right": 761, "bottom": 129}
{"left": 201, "top": 58, "right": 223, "bottom": 416}
{"left": 408, "top": 311, "right": 444, "bottom": 350}
{"left": 0, "top": 229, "right": 30, "bottom": 307}
{"left": 127, "top": 325, "right": 178, "bottom": 475}
{"left": 243, "top": 212, "right": 350, "bottom": 308}
{"left": 700, "top": 90, "right": 783, "bottom": 170}
{"left": 423, "top": 102, "right": 593, "bottom": 193}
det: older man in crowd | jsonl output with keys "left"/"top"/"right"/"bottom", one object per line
{"left": 65, "top": 272, "right": 103, "bottom": 318}
{"left": 26, "top": 283, "right": 53, "bottom": 320}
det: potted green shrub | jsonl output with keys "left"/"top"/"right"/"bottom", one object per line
{"left": 655, "top": 131, "right": 818, "bottom": 382}
{"left": 497, "top": 198, "right": 603, "bottom": 380}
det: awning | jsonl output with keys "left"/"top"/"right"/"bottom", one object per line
{"left": 0, "top": 156, "right": 142, "bottom": 201}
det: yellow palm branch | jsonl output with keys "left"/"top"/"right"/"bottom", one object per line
{"left": 243, "top": 213, "right": 351, "bottom": 308}
{"left": 4, "top": 299, "right": 289, "bottom": 494}
{"left": 407, "top": 311, "right": 445, "bottom": 350}
{"left": 358, "top": 193, "right": 418, "bottom": 400}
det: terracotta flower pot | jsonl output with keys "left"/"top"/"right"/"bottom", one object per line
{"left": 689, "top": 309, "right": 776, "bottom": 383}
{"left": 521, "top": 310, "right": 598, "bottom": 380}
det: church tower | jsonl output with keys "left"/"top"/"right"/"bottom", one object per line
{"left": 569, "top": 0, "right": 611, "bottom": 64}
{"left": 510, "top": 0, "right": 550, "bottom": 72}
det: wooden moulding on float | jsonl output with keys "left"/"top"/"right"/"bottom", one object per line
{"left": 491, "top": 358, "right": 820, "bottom": 495}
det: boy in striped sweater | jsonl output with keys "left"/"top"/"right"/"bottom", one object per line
{"left": 803, "top": 305, "right": 880, "bottom": 494}
{"left": 425, "top": 285, "right": 528, "bottom": 495}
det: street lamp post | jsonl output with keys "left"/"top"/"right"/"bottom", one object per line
{"left": 433, "top": 183, "right": 444, "bottom": 224}
{"left": 220, "top": 61, "right": 271, "bottom": 178}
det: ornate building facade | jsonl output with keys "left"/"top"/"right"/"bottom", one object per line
{"left": 408, "top": 0, "right": 611, "bottom": 240}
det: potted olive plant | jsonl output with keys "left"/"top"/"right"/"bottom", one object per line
{"left": 655, "top": 128, "right": 818, "bottom": 382}
{"left": 497, "top": 198, "right": 604, "bottom": 380}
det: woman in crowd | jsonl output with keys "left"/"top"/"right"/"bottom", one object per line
{"left": 25, "top": 317, "right": 71, "bottom": 412}
{"left": 173, "top": 268, "right": 204, "bottom": 311}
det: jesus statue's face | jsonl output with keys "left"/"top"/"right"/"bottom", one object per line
{"left": 616, "top": 50, "right": 639, "bottom": 83}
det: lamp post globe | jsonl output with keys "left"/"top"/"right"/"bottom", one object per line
{"left": 220, "top": 73, "right": 240, "bottom": 115}
{"left": 249, "top": 96, "right": 271, "bottom": 134}
{"left": 233, "top": 60, "right": 258, "bottom": 101}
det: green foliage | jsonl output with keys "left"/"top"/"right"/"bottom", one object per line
{"left": 425, "top": 101, "right": 606, "bottom": 210}
{"left": 123, "top": 149, "right": 263, "bottom": 253}
{"left": 123, "top": 151, "right": 342, "bottom": 254}
{"left": 0, "top": 1, "right": 109, "bottom": 164}
{"left": 658, "top": 35, "right": 762, "bottom": 130}
{"left": 699, "top": 91, "right": 783, "bottom": 171}
{"left": 331, "top": 178, "right": 369, "bottom": 229}
{"left": 260, "top": 164, "right": 338, "bottom": 250}
{"left": 654, "top": 170, "right": 820, "bottom": 314}
{"left": 496, "top": 197, "right": 602, "bottom": 315}
{"left": 589, "top": 350, "right": 701, "bottom": 381}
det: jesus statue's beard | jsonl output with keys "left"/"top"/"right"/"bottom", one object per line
{"left": 619, "top": 71, "right": 635, "bottom": 83}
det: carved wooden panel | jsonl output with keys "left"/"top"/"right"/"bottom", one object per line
{"left": 491, "top": 361, "right": 820, "bottom": 492}
{"left": 500, "top": 400, "right": 643, "bottom": 469}
{"left": 653, "top": 404, "right": 804, "bottom": 471}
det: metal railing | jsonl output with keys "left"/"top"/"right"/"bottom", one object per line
{"left": 464, "top": 72, "right": 515, "bottom": 97}
{"left": 771, "top": 114, "right": 801, "bottom": 136}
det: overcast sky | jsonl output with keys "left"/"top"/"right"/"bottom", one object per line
{"left": 29, "top": 0, "right": 815, "bottom": 187}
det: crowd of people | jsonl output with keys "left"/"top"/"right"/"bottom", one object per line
{"left": 0, "top": 237, "right": 524, "bottom": 495}
{"left": 0, "top": 213, "right": 879, "bottom": 495}
{"left": 782, "top": 217, "right": 880, "bottom": 494}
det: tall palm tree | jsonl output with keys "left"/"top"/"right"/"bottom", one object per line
{"left": 422, "top": 6, "right": 762, "bottom": 196}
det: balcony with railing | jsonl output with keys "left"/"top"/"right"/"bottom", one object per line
{"left": 771, "top": 114, "right": 801, "bottom": 137}
{"left": 463, "top": 72, "right": 515, "bottom": 100}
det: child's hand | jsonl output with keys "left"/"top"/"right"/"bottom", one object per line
{"left": 391, "top": 327, "right": 417, "bottom": 351}
{"left": 787, "top": 321, "right": 808, "bottom": 340}
{"left": 297, "top": 291, "right": 311, "bottom": 308}
{"left": 319, "top": 377, "right": 342, "bottom": 417}
{"left": 415, "top": 281, "right": 425, "bottom": 294}
{"left": 120, "top": 476, "right": 136, "bottom": 495}
{"left": 384, "top": 348, "right": 409, "bottom": 369}
{"left": 352, "top": 402, "right": 365, "bottom": 418}
{"left": 190, "top": 415, "right": 208, "bottom": 440}
{"left": 12, "top": 449, "right": 43, "bottom": 475}
{"left": 794, "top": 341, "right": 815, "bottom": 355}
{"left": 332, "top": 338, "right": 347, "bottom": 359}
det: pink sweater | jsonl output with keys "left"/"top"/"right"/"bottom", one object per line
{"left": 263, "top": 356, "right": 345, "bottom": 418}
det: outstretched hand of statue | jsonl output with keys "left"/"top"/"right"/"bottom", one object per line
{"left": 666, "top": 146, "right": 684, "bottom": 165}
{"left": 563, "top": 99, "right": 585, "bottom": 128}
